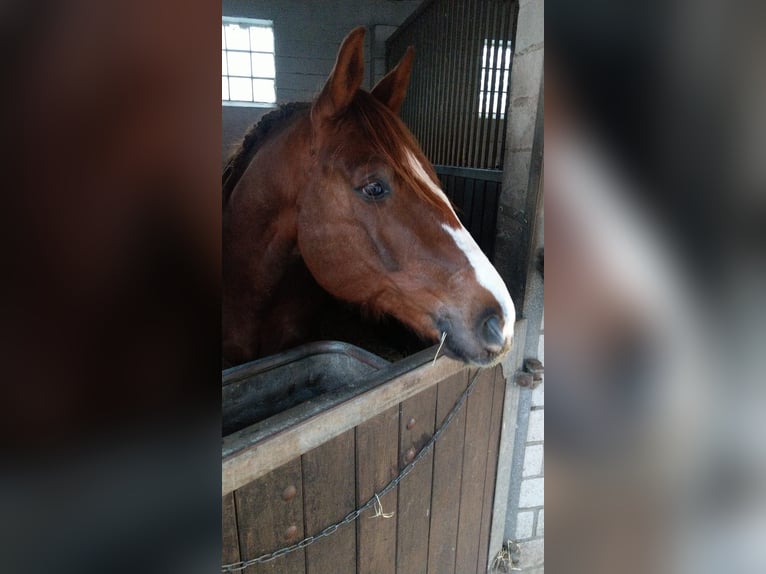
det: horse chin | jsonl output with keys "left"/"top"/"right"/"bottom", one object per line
{"left": 441, "top": 337, "right": 511, "bottom": 368}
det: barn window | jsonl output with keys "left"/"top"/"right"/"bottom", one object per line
{"left": 479, "top": 39, "right": 512, "bottom": 119}
{"left": 222, "top": 17, "right": 276, "bottom": 106}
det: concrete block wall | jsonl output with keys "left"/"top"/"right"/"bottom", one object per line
{"left": 222, "top": 0, "right": 421, "bottom": 164}
{"left": 493, "top": 0, "right": 545, "bottom": 310}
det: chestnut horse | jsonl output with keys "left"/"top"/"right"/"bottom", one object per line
{"left": 223, "top": 27, "right": 515, "bottom": 367}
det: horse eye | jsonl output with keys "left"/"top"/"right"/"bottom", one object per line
{"left": 359, "top": 181, "right": 388, "bottom": 200}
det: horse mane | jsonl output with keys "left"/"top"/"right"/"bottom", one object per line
{"left": 222, "top": 95, "right": 456, "bottom": 224}
{"left": 222, "top": 101, "right": 311, "bottom": 206}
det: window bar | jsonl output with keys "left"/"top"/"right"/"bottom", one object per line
{"left": 443, "top": 0, "right": 463, "bottom": 166}
{"left": 448, "top": 0, "right": 464, "bottom": 165}
{"left": 422, "top": 2, "right": 438, "bottom": 161}
{"left": 480, "top": 0, "right": 503, "bottom": 168}
{"left": 490, "top": 6, "right": 513, "bottom": 168}
{"left": 474, "top": 29, "right": 495, "bottom": 167}
{"left": 475, "top": 38, "right": 493, "bottom": 166}
{"left": 247, "top": 24, "right": 253, "bottom": 101}
{"left": 499, "top": 1, "right": 520, "bottom": 166}
{"left": 437, "top": 0, "right": 458, "bottom": 165}
{"left": 481, "top": 6, "right": 504, "bottom": 168}
{"left": 224, "top": 25, "right": 232, "bottom": 102}
{"left": 464, "top": 0, "right": 488, "bottom": 168}
{"left": 404, "top": 27, "right": 422, "bottom": 148}
{"left": 404, "top": 31, "right": 424, "bottom": 145}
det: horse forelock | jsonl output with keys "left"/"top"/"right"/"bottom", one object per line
{"left": 222, "top": 102, "right": 311, "bottom": 206}
{"left": 343, "top": 92, "right": 460, "bottom": 227}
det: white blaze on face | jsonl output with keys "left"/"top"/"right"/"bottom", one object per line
{"left": 405, "top": 150, "right": 515, "bottom": 339}
{"left": 441, "top": 225, "right": 515, "bottom": 338}
{"left": 404, "top": 149, "right": 459, "bottom": 219}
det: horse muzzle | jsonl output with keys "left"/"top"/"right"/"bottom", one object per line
{"left": 435, "top": 307, "right": 513, "bottom": 367}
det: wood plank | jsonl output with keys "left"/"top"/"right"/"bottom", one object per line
{"left": 462, "top": 177, "right": 476, "bottom": 231}
{"left": 470, "top": 179, "right": 487, "bottom": 248}
{"left": 437, "top": 172, "right": 447, "bottom": 194}
{"left": 480, "top": 181, "right": 500, "bottom": 259}
{"left": 477, "top": 365, "right": 507, "bottom": 572}
{"left": 433, "top": 165, "right": 504, "bottom": 182}
{"left": 356, "top": 406, "right": 400, "bottom": 574}
{"left": 455, "top": 367, "right": 497, "bottom": 574}
{"left": 303, "top": 430, "right": 356, "bottom": 574}
{"left": 426, "top": 370, "right": 470, "bottom": 574}
{"left": 223, "top": 351, "right": 465, "bottom": 495}
{"left": 235, "top": 459, "right": 305, "bottom": 574}
{"left": 222, "top": 492, "right": 240, "bottom": 567}
{"left": 444, "top": 174, "right": 456, "bottom": 206}
{"left": 396, "top": 385, "right": 438, "bottom": 574}
{"left": 452, "top": 176, "right": 466, "bottom": 221}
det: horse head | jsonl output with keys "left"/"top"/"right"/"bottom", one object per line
{"left": 295, "top": 27, "right": 516, "bottom": 366}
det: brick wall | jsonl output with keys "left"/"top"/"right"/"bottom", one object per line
{"left": 513, "top": 321, "right": 544, "bottom": 572}
{"left": 492, "top": 317, "right": 544, "bottom": 574}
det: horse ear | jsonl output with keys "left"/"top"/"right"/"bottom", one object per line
{"left": 371, "top": 46, "right": 414, "bottom": 115}
{"left": 312, "top": 27, "right": 366, "bottom": 122}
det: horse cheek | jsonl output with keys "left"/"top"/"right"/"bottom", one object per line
{"left": 295, "top": 222, "right": 339, "bottom": 294}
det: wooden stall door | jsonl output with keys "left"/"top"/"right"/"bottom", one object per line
{"left": 223, "top": 356, "right": 511, "bottom": 574}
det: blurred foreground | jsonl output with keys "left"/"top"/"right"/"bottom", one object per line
{"left": 0, "top": 2, "right": 221, "bottom": 573}
{"left": 546, "top": 1, "right": 766, "bottom": 572}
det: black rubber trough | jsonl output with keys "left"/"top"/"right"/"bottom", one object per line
{"left": 222, "top": 341, "right": 390, "bottom": 435}
{"left": 222, "top": 340, "right": 444, "bottom": 461}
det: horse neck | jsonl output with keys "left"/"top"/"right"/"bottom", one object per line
{"left": 223, "top": 113, "right": 312, "bottom": 305}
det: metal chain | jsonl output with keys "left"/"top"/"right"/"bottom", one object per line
{"left": 222, "top": 367, "right": 484, "bottom": 572}
{"left": 489, "top": 539, "right": 522, "bottom": 572}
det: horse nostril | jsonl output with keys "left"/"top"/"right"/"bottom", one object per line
{"left": 481, "top": 314, "right": 505, "bottom": 351}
